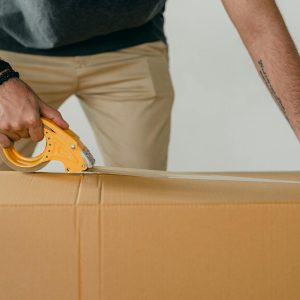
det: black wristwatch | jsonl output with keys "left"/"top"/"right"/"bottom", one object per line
{"left": 0, "top": 59, "right": 12, "bottom": 73}
{"left": 0, "top": 59, "right": 19, "bottom": 85}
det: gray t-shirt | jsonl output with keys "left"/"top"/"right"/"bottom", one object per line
{"left": 0, "top": 0, "right": 166, "bottom": 56}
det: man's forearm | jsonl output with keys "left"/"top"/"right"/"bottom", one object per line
{"left": 222, "top": 0, "right": 300, "bottom": 140}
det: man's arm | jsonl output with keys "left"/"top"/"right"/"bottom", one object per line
{"left": 221, "top": 0, "right": 300, "bottom": 140}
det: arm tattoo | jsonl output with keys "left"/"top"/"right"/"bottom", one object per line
{"left": 257, "top": 59, "right": 289, "bottom": 121}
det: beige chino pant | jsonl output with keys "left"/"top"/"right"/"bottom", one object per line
{"left": 0, "top": 41, "right": 174, "bottom": 171}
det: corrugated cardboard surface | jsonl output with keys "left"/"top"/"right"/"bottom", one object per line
{"left": 1, "top": 171, "right": 300, "bottom": 300}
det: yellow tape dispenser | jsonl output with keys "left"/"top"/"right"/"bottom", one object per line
{"left": 0, "top": 117, "right": 95, "bottom": 173}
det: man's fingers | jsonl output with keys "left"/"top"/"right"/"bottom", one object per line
{"left": 16, "top": 129, "right": 30, "bottom": 139}
{"left": 0, "top": 131, "right": 21, "bottom": 142}
{"left": 28, "top": 119, "right": 44, "bottom": 142}
{"left": 40, "top": 101, "right": 69, "bottom": 129}
{"left": 0, "top": 117, "right": 43, "bottom": 143}
{"left": 0, "top": 133, "right": 11, "bottom": 148}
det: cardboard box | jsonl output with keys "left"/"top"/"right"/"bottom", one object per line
{"left": 1, "top": 170, "right": 300, "bottom": 300}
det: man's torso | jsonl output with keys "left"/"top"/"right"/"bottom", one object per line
{"left": 0, "top": 0, "right": 166, "bottom": 56}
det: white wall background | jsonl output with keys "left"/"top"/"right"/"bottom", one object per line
{"left": 42, "top": 0, "right": 300, "bottom": 172}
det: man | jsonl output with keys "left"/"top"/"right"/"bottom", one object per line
{"left": 0, "top": 0, "right": 299, "bottom": 171}
{"left": 0, "top": 0, "right": 174, "bottom": 170}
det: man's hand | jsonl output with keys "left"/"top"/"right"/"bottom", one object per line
{"left": 0, "top": 77, "right": 69, "bottom": 148}
{"left": 221, "top": 0, "right": 300, "bottom": 141}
